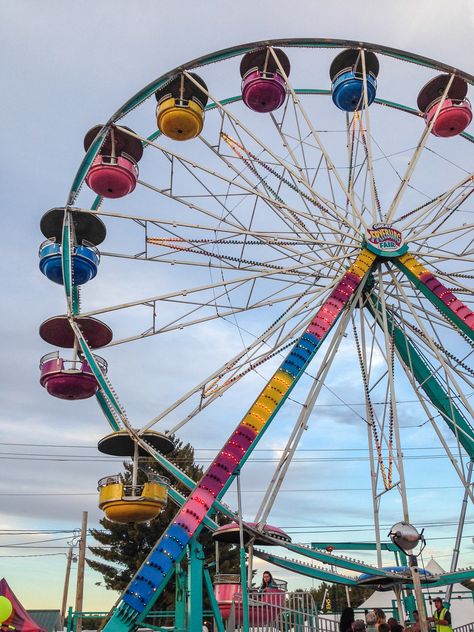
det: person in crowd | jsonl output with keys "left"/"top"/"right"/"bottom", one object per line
{"left": 376, "top": 610, "right": 387, "bottom": 629}
{"left": 388, "top": 618, "right": 398, "bottom": 630}
{"left": 429, "top": 598, "right": 452, "bottom": 632}
{"left": 412, "top": 610, "right": 421, "bottom": 632}
{"left": 258, "top": 570, "right": 277, "bottom": 592}
{"left": 340, "top": 607, "right": 355, "bottom": 632}
{"left": 379, "top": 623, "right": 391, "bottom": 632}
{"left": 366, "top": 610, "right": 378, "bottom": 632}
{"left": 354, "top": 620, "right": 367, "bottom": 632}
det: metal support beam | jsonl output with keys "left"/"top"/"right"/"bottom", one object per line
{"left": 188, "top": 538, "right": 204, "bottom": 632}
{"left": 445, "top": 460, "right": 474, "bottom": 603}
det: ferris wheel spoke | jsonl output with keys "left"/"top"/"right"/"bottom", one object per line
{"left": 379, "top": 268, "right": 440, "bottom": 508}
{"left": 345, "top": 111, "right": 368, "bottom": 233}
{"left": 269, "top": 102, "right": 313, "bottom": 187}
{"left": 255, "top": 297, "right": 360, "bottom": 525}
{"left": 412, "top": 248, "right": 474, "bottom": 272}
{"left": 69, "top": 205, "right": 346, "bottom": 246}
{"left": 357, "top": 299, "right": 384, "bottom": 560}
{"left": 199, "top": 133, "right": 359, "bottom": 253}
{"left": 82, "top": 279, "right": 327, "bottom": 348}
{"left": 403, "top": 179, "right": 474, "bottom": 246}
{"left": 183, "top": 69, "right": 366, "bottom": 240}
{"left": 133, "top": 126, "right": 345, "bottom": 250}
{"left": 267, "top": 46, "right": 369, "bottom": 231}
{"left": 411, "top": 221, "right": 474, "bottom": 251}
{"left": 146, "top": 236, "right": 354, "bottom": 278}
{"left": 121, "top": 126, "right": 270, "bottom": 224}
{"left": 360, "top": 49, "right": 382, "bottom": 224}
{"left": 400, "top": 173, "right": 473, "bottom": 236}
{"left": 354, "top": 296, "right": 399, "bottom": 495}
{"left": 267, "top": 106, "right": 360, "bottom": 241}
{"left": 416, "top": 250, "right": 474, "bottom": 266}
{"left": 140, "top": 277, "right": 340, "bottom": 433}
{"left": 385, "top": 74, "right": 456, "bottom": 223}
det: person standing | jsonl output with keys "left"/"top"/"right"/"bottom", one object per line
{"left": 375, "top": 610, "right": 387, "bottom": 629}
{"left": 339, "top": 607, "right": 355, "bottom": 632}
{"left": 412, "top": 610, "right": 421, "bottom": 632}
{"left": 428, "top": 598, "right": 452, "bottom": 632}
{"left": 366, "top": 611, "right": 378, "bottom": 632}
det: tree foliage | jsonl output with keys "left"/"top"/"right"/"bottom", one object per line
{"left": 87, "top": 437, "right": 239, "bottom": 610}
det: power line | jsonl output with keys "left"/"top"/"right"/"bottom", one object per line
{"left": 0, "top": 553, "right": 67, "bottom": 558}
{"left": 0, "top": 453, "right": 463, "bottom": 463}
{"left": 0, "top": 535, "right": 74, "bottom": 547}
{"left": 0, "top": 442, "right": 461, "bottom": 451}
{"left": 0, "top": 485, "right": 464, "bottom": 497}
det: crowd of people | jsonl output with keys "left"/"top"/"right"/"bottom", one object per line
{"left": 339, "top": 598, "right": 452, "bottom": 632}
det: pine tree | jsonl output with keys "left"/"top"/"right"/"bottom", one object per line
{"left": 87, "top": 437, "right": 239, "bottom": 610}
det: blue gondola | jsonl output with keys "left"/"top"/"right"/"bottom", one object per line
{"left": 39, "top": 240, "right": 99, "bottom": 286}
{"left": 330, "top": 49, "right": 379, "bottom": 111}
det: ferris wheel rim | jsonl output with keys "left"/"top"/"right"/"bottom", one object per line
{"left": 66, "top": 38, "right": 474, "bottom": 206}
{"left": 51, "top": 38, "right": 474, "bottom": 514}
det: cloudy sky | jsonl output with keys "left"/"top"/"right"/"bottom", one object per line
{"left": 1, "top": 0, "right": 473, "bottom": 616}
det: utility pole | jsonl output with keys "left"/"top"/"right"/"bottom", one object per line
{"left": 75, "top": 511, "right": 88, "bottom": 632}
{"left": 61, "top": 547, "right": 74, "bottom": 626}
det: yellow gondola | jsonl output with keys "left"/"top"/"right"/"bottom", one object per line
{"left": 98, "top": 473, "right": 169, "bottom": 524}
{"left": 155, "top": 73, "right": 208, "bottom": 141}
{"left": 97, "top": 429, "right": 174, "bottom": 523}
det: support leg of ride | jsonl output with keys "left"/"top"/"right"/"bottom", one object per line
{"left": 188, "top": 538, "right": 204, "bottom": 632}
{"left": 175, "top": 562, "right": 186, "bottom": 632}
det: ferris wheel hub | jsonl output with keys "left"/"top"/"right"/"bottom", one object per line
{"left": 364, "top": 223, "right": 408, "bottom": 258}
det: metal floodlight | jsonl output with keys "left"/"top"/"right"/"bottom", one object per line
{"left": 388, "top": 521, "right": 425, "bottom": 554}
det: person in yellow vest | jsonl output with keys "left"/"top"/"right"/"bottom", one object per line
{"left": 428, "top": 597, "right": 452, "bottom": 632}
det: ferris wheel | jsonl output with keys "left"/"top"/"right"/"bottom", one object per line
{"left": 37, "top": 38, "right": 474, "bottom": 631}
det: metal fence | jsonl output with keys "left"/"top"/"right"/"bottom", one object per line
{"left": 227, "top": 590, "right": 322, "bottom": 632}
{"left": 453, "top": 624, "right": 474, "bottom": 632}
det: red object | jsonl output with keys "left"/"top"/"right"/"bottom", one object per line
{"left": 0, "top": 578, "right": 47, "bottom": 632}
{"left": 214, "top": 583, "right": 285, "bottom": 624}
{"left": 214, "top": 580, "right": 240, "bottom": 620}
{"left": 425, "top": 99, "right": 472, "bottom": 137}
{"left": 40, "top": 357, "right": 98, "bottom": 400}
{"left": 86, "top": 154, "right": 138, "bottom": 198}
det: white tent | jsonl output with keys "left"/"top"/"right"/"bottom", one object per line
{"left": 359, "top": 559, "right": 474, "bottom": 628}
